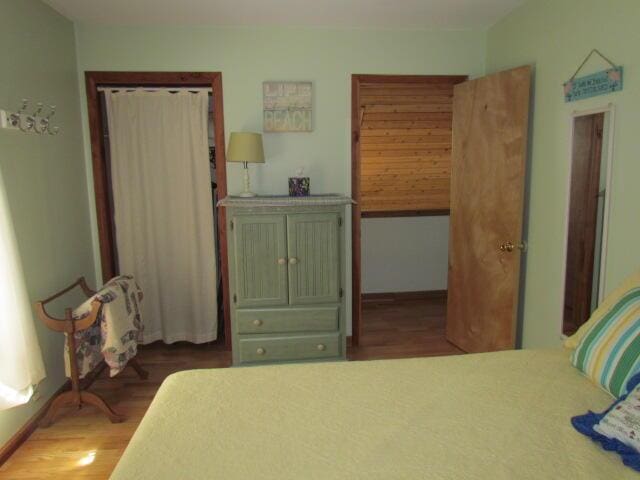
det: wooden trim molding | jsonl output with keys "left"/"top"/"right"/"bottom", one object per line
{"left": 362, "top": 290, "right": 448, "bottom": 302}
{"left": 361, "top": 209, "right": 450, "bottom": 218}
{"left": 84, "top": 72, "right": 231, "bottom": 349}
{"left": 0, "top": 358, "right": 111, "bottom": 466}
{"left": 355, "top": 74, "right": 468, "bottom": 84}
{"left": 351, "top": 75, "right": 362, "bottom": 347}
{"left": 0, "top": 381, "right": 69, "bottom": 466}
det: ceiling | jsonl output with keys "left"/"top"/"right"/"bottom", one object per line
{"left": 43, "top": 0, "right": 525, "bottom": 29}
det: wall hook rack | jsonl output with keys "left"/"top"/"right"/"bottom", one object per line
{"left": 0, "top": 99, "right": 60, "bottom": 135}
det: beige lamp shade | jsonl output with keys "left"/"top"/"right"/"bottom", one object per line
{"left": 226, "top": 132, "right": 265, "bottom": 163}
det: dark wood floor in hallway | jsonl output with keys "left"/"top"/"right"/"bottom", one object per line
{"left": 349, "top": 294, "right": 464, "bottom": 360}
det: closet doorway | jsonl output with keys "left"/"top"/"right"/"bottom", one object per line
{"left": 562, "top": 106, "right": 615, "bottom": 336}
{"left": 85, "top": 72, "right": 231, "bottom": 349}
{"left": 352, "top": 67, "right": 532, "bottom": 357}
{"left": 351, "top": 74, "right": 466, "bottom": 358}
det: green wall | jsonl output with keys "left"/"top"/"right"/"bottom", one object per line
{"left": 73, "top": 25, "right": 487, "bottom": 329}
{"left": 0, "top": 0, "right": 95, "bottom": 447}
{"left": 487, "top": 0, "right": 640, "bottom": 347}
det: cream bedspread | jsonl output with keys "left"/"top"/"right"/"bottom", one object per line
{"left": 111, "top": 349, "right": 634, "bottom": 479}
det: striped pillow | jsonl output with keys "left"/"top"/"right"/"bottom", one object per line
{"left": 571, "top": 287, "right": 640, "bottom": 398}
{"left": 565, "top": 270, "right": 640, "bottom": 349}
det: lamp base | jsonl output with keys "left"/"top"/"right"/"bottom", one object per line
{"left": 237, "top": 162, "right": 257, "bottom": 198}
{"left": 237, "top": 191, "right": 257, "bottom": 198}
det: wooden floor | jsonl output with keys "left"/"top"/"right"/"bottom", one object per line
{"left": 0, "top": 343, "right": 232, "bottom": 480}
{"left": 1, "top": 297, "right": 461, "bottom": 479}
{"left": 350, "top": 295, "right": 463, "bottom": 360}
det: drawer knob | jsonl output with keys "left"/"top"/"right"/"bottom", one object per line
{"left": 289, "top": 257, "right": 298, "bottom": 265}
{"left": 277, "top": 258, "right": 286, "bottom": 265}
{"left": 317, "top": 344, "right": 326, "bottom": 351}
{"left": 253, "top": 319, "right": 263, "bottom": 326}
{"left": 256, "top": 347, "right": 266, "bottom": 355}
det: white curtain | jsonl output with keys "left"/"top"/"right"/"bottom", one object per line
{"left": 0, "top": 169, "right": 46, "bottom": 410}
{"left": 105, "top": 90, "right": 218, "bottom": 344}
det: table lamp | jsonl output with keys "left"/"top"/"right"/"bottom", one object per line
{"left": 226, "top": 132, "right": 265, "bottom": 197}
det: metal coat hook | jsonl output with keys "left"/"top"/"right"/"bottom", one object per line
{"left": 18, "top": 99, "right": 28, "bottom": 114}
{"left": 32, "top": 103, "right": 46, "bottom": 134}
{"left": 33, "top": 102, "right": 44, "bottom": 117}
{"left": 19, "top": 101, "right": 36, "bottom": 132}
{"left": 9, "top": 99, "right": 29, "bottom": 131}
{"left": 46, "top": 105, "right": 59, "bottom": 135}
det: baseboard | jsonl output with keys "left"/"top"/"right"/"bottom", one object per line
{"left": 362, "top": 290, "right": 448, "bottom": 302}
{"left": 0, "top": 379, "right": 70, "bottom": 466}
{"left": 0, "top": 361, "right": 107, "bottom": 466}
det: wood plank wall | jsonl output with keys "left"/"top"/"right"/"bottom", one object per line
{"left": 359, "top": 76, "right": 467, "bottom": 215}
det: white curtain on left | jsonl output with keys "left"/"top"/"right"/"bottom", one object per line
{"left": 0, "top": 169, "right": 45, "bottom": 410}
{"left": 105, "top": 90, "right": 218, "bottom": 344}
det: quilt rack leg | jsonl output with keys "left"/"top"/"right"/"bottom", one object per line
{"left": 128, "top": 358, "right": 149, "bottom": 379}
{"left": 80, "top": 391, "right": 125, "bottom": 424}
{"left": 39, "top": 390, "right": 125, "bottom": 428}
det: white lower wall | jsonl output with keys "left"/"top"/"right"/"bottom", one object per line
{"left": 361, "top": 216, "right": 449, "bottom": 293}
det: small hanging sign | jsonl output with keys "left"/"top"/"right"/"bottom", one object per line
{"left": 564, "top": 49, "right": 623, "bottom": 103}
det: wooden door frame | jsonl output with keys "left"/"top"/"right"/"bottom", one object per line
{"left": 559, "top": 103, "right": 616, "bottom": 340}
{"left": 350, "top": 74, "right": 467, "bottom": 347}
{"left": 85, "top": 71, "right": 231, "bottom": 349}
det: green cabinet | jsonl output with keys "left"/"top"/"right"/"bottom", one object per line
{"left": 221, "top": 196, "right": 350, "bottom": 366}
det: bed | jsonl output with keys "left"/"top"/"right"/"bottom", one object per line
{"left": 110, "top": 348, "right": 635, "bottom": 479}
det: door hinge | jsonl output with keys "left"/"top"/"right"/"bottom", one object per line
{"left": 339, "top": 287, "right": 343, "bottom": 298}
{"left": 230, "top": 220, "right": 234, "bottom": 230}
{"left": 338, "top": 217, "right": 342, "bottom": 227}
{"left": 233, "top": 293, "right": 237, "bottom": 303}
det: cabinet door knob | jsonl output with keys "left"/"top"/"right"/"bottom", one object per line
{"left": 277, "top": 258, "right": 286, "bottom": 265}
{"left": 289, "top": 257, "right": 298, "bottom": 265}
{"left": 256, "top": 347, "right": 266, "bottom": 355}
{"left": 317, "top": 344, "right": 326, "bottom": 351}
{"left": 253, "top": 319, "right": 263, "bottom": 326}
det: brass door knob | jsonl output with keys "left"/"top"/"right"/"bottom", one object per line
{"left": 500, "top": 242, "right": 515, "bottom": 252}
{"left": 253, "top": 319, "right": 263, "bottom": 326}
{"left": 256, "top": 347, "right": 266, "bottom": 355}
{"left": 277, "top": 258, "right": 287, "bottom": 265}
{"left": 289, "top": 257, "right": 299, "bottom": 265}
{"left": 317, "top": 344, "right": 326, "bottom": 351}
{"left": 500, "top": 241, "right": 526, "bottom": 253}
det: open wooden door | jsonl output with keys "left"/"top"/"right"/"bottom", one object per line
{"left": 446, "top": 66, "right": 531, "bottom": 353}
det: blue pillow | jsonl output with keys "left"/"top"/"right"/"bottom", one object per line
{"left": 572, "top": 371, "right": 640, "bottom": 471}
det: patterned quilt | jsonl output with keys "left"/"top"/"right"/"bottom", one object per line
{"left": 65, "top": 275, "right": 144, "bottom": 379}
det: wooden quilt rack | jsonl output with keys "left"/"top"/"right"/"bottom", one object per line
{"left": 34, "top": 276, "right": 148, "bottom": 427}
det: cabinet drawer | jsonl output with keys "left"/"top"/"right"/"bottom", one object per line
{"left": 236, "top": 307, "right": 339, "bottom": 334}
{"left": 238, "top": 333, "right": 341, "bottom": 364}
